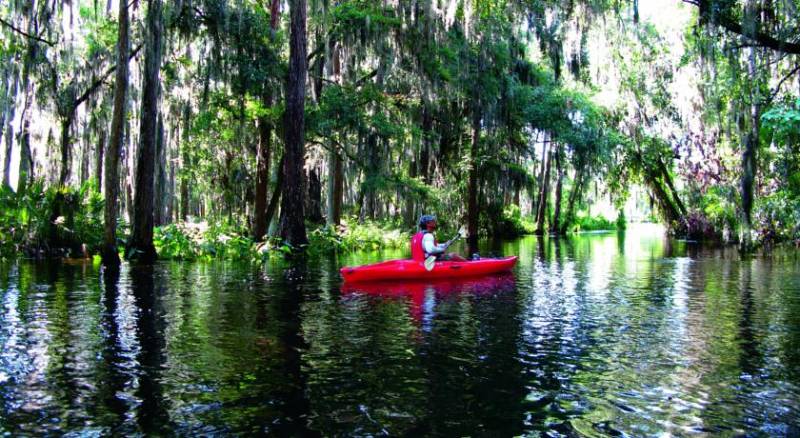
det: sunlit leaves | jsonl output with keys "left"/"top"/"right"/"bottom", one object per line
{"left": 79, "top": 5, "right": 118, "bottom": 59}
{"left": 762, "top": 99, "right": 800, "bottom": 143}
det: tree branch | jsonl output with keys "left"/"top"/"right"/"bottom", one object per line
{"left": 74, "top": 42, "right": 144, "bottom": 108}
{"left": 307, "top": 44, "right": 325, "bottom": 63}
{"left": 0, "top": 15, "right": 56, "bottom": 46}
{"left": 308, "top": 74, "right": 337, "bottom": 86}
{"left": 684, "top": 0, "right": 800, "bottom": 55}
{"left": 355, "top": 69, "right": 378, "bottom": 86}
{"left": 767, "top": 63, "right": 800, "bottom": 105}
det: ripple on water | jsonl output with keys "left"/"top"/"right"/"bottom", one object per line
{"left": 0, "top": 237, "right": 799, "bottom": 435}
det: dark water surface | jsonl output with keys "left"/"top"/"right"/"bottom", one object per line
{"left": 2, "top": 228, "right": 800, "bottom": 436}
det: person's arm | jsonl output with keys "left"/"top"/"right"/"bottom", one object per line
{"left": 422, "top": 234, "right": 446, "bottom": 255}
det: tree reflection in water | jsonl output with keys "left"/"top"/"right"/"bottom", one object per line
{"left": 0, "top": 233, "right": 799, "bottom": 435}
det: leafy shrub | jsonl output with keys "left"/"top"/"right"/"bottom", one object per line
{"left": 1, "top": 182, "right": 50, "bottom": 256}
{"left": 698, "top": 186, "right": 736, "bottom": 238}
{"left": 755, "top": 190, "right": 800, "bottom": 243}
{"left": 154, "top": 222, "right": 260, "bottom": 261}
{"left": 204, "top": 223, "right": 258, "bottom": 260}
{"left": 308, "top": 217, "right": 407, "bottom": 252}
{"left": 572, "top": 214, "right": 616, "bottom": 232}
{"left": 71, "top": 180, "right": 105, "bottom": 253}
{"left": 154, "top": 224, "right": 200, "bottom": 260}
{"left": 497, "top": 204, "right": 536, "bottom": 237}
{"left": 0, "top": 180, "right": 104, "bottom": 258}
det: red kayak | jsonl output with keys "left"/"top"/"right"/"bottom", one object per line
{"left": 340, "top": 256, "right": 518, "bottom": 282}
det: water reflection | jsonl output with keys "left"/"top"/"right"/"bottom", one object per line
{"left": 95, "top": 267, "right": 130, "bottom": 430}
{"left": 0, "top": 230, "right": 799, "bottom": 435}
{"left": 130, "top": 265, "right": 171, "bottom": 433}
{"left": 341, "top": 274, "right": 516, "bottom": 323}
{"left": 330, "top": 274, "right": 523, "bottom": 435}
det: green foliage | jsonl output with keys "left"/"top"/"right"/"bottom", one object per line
{"left": 308, "top": 218, "right": 407, "bottom": 252}
{"left": 204, "top": 223, "right": 261, "bottom": 260}
{"left": 754, "top": 190, "right": 800, "bottom": 242}
{"left": 496, "top": 204, "right": 536, "bottom": 237}
{"left": 329, "top": 0, "right": 402, "bottom": 42}
{"left": 698, "top": 186, "right": 737, "bottom": 235}
{"left": 70, "top": 180, "right": 105, "bottom": 252}
{"left": 571, "top": 214, "right": 617, "bottom": 232}
{"left": 0, "top": 182, "right": 49, "bottom": 257}
{"left": 154, "top": 224, "right": 201, "bottom": 260}
{"left": 616, "top": 210, "right": 627, "bottom": 231}
{"left": 762, "top": 98, "right": 800, "bottom": 142}
{"left": 8, "top": 0, "right": 796, "bottom": 256}
{"left": 153, "top": 223, "right": 262, "bottom": 261}
{"left": 80, "top": 5, "right": 118, "bottom": 59}
{"left": 0, "top": 180, "right": 104, "bottom": 258}
{"left": 151, "top": 220, "right": 417, "bottom": 262}
{"left": 762, "top": 98, "right": 800, "bottom": 195}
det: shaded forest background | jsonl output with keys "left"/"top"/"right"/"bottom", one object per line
{"left": 0, "top": 0, "right": 798, "bottom": 263}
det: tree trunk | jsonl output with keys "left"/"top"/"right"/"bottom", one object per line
{"left": 253, "top": 110, "right": 273, "bottom": 240}
{"left": 15, "top": 5, "right": 40, "bottom": 194}
{"left": 2, "top": 67, "right": 18, "bottom": 189}
{"left": 2, "top": 121, "right": 12, "bottom": 189}
{"left": 0, "top": 69, "right": 7, "bottom": 168}
{"left": 533, "top": 134, "right": 548, "bottom": 214}
{"left": 127, "top": 0, "right": 163, "bottom": 262}
{"left": 18, "top": 88, "right": 33, "bottom": 194}
{"left": 550, "top": 144, "right": 564, "bottom": 234}
{"left": 18, "top": 36, "right": 37, "bottom": 193}
{"left": 266, "top": 155, "right": 285, "bottom": 235}
{"left": 323, "top": 35, "right": 343, "bottom": 228}
{"left": 179, "top": 102, "right": 191, "bottom": 221}
{"left": 168, "top": 148, "right": 175, "bottom": 222}
{"left": 253, "top": 0, "right": 280, "bottom": 239}
{"left": 656, "top": 157, "right": 687, "bottom": 217}
{"left": 535, "top": 137, "right": 552, "bottom": 235}
{"left": 80, "top": 119, "right": 90, "bottom": 185}
{"left": 646, "top": 172, "right": 682, "bottom": 224}
{"left": 96, "top": 127, "right": 105, "bottom": 189}
{"left": 405, "top": 150, "right": 417, "bottom": 227}
{"left": 166, "top": 118, "right": 176, "bottom": 223}
{"left": 420, "top": 104, "right": 432, "bottom": 183}
{"left": 741, "top": 44, "right": 760, "bottom": 251}
{"left": 560, "top": 167, "right": 583, "bottom": 234}
{"left": 326, "top": 150, "right": 343, "bottom": 227}
{"left": 58, "top": 113, "right": 75, "bottom": 186}
{"left": 306, "top": 165, "right": 323, "bottom": 223}
{"left": 360, "top": 131, "right": 379, "bottom": 222}
{"left": 154, "top": 114, "right": 166, "bottom": 226}
{"left": 467, "top": 107, "right": 480, "bottom": 255}
{"left": 278, "top": 0, "right": 309, "bottom": 247}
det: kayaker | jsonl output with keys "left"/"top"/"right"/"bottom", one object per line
{"left": 411, "top": 215, "right": 466, "bottom": 262}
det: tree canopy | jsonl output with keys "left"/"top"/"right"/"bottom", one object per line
{"left": 0, "top": 0, "right": 798, "bottom": 260}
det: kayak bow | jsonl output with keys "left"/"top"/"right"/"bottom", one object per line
{"left": 340, "top": 256, "right": 517, "bottom": 282}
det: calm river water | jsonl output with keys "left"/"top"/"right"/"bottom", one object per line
{"left": 1, "top": 227, "right": 799, "bottom": 436}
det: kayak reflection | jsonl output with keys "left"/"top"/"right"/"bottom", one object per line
{"left": 341, "top": 273, "right": 516, "bottom": 323}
